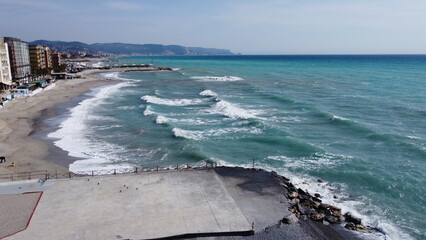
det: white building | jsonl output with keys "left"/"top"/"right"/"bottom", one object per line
{"left": 0, "top": 42, "right": 13, "bottom": 90}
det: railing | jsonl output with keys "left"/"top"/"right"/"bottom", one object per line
{"left": 0, "top": 162, "right": 217, "bottom": 182}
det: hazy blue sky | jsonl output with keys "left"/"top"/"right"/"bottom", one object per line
{"left": 1, "top": 0, "right": 426, "bottom": 54}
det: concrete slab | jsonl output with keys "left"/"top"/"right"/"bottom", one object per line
{"left": 0, "top": 193, "right": 42, "bottom": 239}
{"left": 4, "top": 170, "right": 252, "bottom": 240}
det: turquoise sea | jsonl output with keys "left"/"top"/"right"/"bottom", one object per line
{"left": 48, "top": 55, "right": 425, "bottom": 239}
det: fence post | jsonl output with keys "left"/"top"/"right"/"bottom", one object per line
{"left": 114, "top": 169, "right": 116, "bottom": 175}
{"left": 68, "top": 172, "right": 71, "bottom": 178}
{"left": 157, "top": 166, "right": 158, "bottom": 171}
{"left": 135, "top": 167, "right": 138, "bottom": 173}
{"left": 177, "top": 164, "right": 178, "bottom": 170}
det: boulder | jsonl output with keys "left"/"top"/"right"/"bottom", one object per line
{"left": 345, "top": 222, "right": 356, "bottom": 230}
{"left": 288, "top": 191, "right": 299, "bottom": 198}
{"left": 282, "top": 213, "right": 299, "bottom": 224}
{"left": 344, "top": 212, "right": 362, "bottom": 225}
{"left": 311, "top": 213, "right": 326, "bottom": 221}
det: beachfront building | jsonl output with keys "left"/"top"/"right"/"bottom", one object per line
{"left": 0, "top": 42, "right": 13, "bottom": 90}
{"left": 44, "top": 46, "right": 52, "bottom": 69}
{"left": 0, "top": 37, "right": 31, "bottom": 84}
{"left": 29, "top": 45, "right": 47, "bottom": 72}
{"left": 51, "top": 51, "right": 61, "bottom": 68}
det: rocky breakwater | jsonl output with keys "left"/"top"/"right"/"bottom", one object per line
{"left": 274, "top": 171, "right": 378, "bottom": 233}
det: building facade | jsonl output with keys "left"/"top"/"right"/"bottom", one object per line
{"left": 0, "top": 42, "right": 13, "bottom": 90}
{"left": 44, "top": 46, "right": 52, "bottom": 69}
{"left": 29, "top": 45, "right": 46, "bottom": 72}
{"left": 1, "top": 37, "right": 31, "bottom": 84}
{"left": 51, "top": 51, "right": 61, "bottom": 68}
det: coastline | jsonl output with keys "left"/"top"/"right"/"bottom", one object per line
{"left": 0, "top": 69, "right": 121, "bottom": 176}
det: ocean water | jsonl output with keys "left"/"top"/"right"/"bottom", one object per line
{"left": 48, "top": 55, "right": 426, "bottom": 240}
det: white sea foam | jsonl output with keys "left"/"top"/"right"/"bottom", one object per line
{"left": 141, "top": 95, "right": 204, "bottom": 106}
{"left": 172, "top": 127, "right": 261, "bottom": 140}
{"left": 199, "top": 90, "right": 217, "bottom": 97}
{"left": 172, "top": 68, "right": 181, "bottom": 71}
{"left": 143, "top": 106, "right": 155, "bottom": 116}
{"left": 268, "top": 152, "right": 350, "bottom": 170}
{"left": 406, "top": 135, "right": 421, "bottom": 140}
{"left": 332, "top": 115, "right": 350, "bottom": 121}
{"left": 191, "top": 76, "right": 244, "bottom": 82}
{"left": 155, "top": 115, "right": 169, "bottom": 124}
{"left": 102, "top": 72, "right": 135, "bottom": 81}
{"left": 48, "top": 82, "right": 132, "bottom": 172}
{"left": 117, "top": 106, "right": 138, "bottom": 110}
{"left": 172, "top": 128, "right": 204, "bottom": 140}
{"left": 209, "top": 100, "right": 256, "bottom": 119}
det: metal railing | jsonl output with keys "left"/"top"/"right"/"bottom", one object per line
{"left": 0, "top": 162, "right": 217, "bottom": 182}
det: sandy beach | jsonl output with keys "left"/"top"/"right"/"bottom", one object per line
{"left": 0, "top": 69, "right": 121, "bottom": 176}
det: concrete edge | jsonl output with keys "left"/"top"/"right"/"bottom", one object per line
{"left": 145, "top": 229, "right": 255, "bottom": 240}
{"left": 0, "top": 191, "right": 43, "bottom": 240}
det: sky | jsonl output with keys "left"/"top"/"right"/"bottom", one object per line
{"left": 1, "top": 0, "right": 426, "bottom": 54}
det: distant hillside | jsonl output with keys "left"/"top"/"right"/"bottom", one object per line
{"left": 28, "top": 40, "right": 234, "bottom": 56}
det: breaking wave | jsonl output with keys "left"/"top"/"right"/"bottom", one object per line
{"left": 199, "top": 90, "right": 217, "bottom": 97}
{"left": 209, "top": 100, "right": 256, "bottom": 119}
{"left": 141, "top": 95, "right": 204, "bottom": 106}
{"left": 191, "top": 76, "right": 244, "bottom": 82}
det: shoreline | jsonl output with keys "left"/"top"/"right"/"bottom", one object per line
{"left": 0, "top": 69, "right": 123, "bottom": 176}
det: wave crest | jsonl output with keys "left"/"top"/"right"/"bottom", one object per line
{"left": 199, "top": 90, "right": 217, "bottom": 97}
{"left": 141, "top": 95, "right": 204, "bottom": 106}
{"left": 191, "top": 76, "right": 244, "bottom": 82}
{"left": 210, "top": 100, "right": 255, "bottom": 119}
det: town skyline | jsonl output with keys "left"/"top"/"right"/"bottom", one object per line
{"left": 1, "top": 0, "right": 426, "bottom": 54}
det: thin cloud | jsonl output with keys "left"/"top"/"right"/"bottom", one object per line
{"left": 106, "top": 1, "right": 144, "bottom": 11}
{"left": 0, "top": 0, "right": 60, "bottom": 10}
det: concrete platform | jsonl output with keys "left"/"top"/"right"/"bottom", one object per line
{"left": 2, "top": 170, "right": 253, "bottom": 240}
{"left": 0, "top": 192, "right": 42, "bottom": 239}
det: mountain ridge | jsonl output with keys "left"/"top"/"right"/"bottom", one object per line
{"left": 28, "top": 40, "right": 234, "bottom": 56}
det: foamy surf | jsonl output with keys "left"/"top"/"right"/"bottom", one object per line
{"left": 209, "top": 100, "right": 256, "bottom": 119}
{"left": 141, "top": 95, "right": 204, "bottom": 106}
{"left": 199, "top": 90, "right": 217, "bottom": 97}
{"left": 155, "top": 115, "right": 169, "bottom": 124}
{"left": 48, "top": 82, "right": 132, "bottom": 172}
{"left": 191, "top": 76, "right": 244, "bottom": 82}
{"left": 102, "top": 72, "right": 135, "bottom": 81}
{"left": 143, "top": 105, "right": 155, "bottom": 116}
{"left": 172, "top": 128, "right": 204, "bottom": 140}
{"left": 172, "top": 127, "right": 262, "bottom": 140}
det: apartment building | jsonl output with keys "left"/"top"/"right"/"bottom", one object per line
{"left": 0, "top": 42, "right": 13, "bottom": 90}
{"left": 29, "top": 45, "right": 47, "bottom": 71}
{"left": 1, "top": 37, "right": 31, "bottom": 84}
